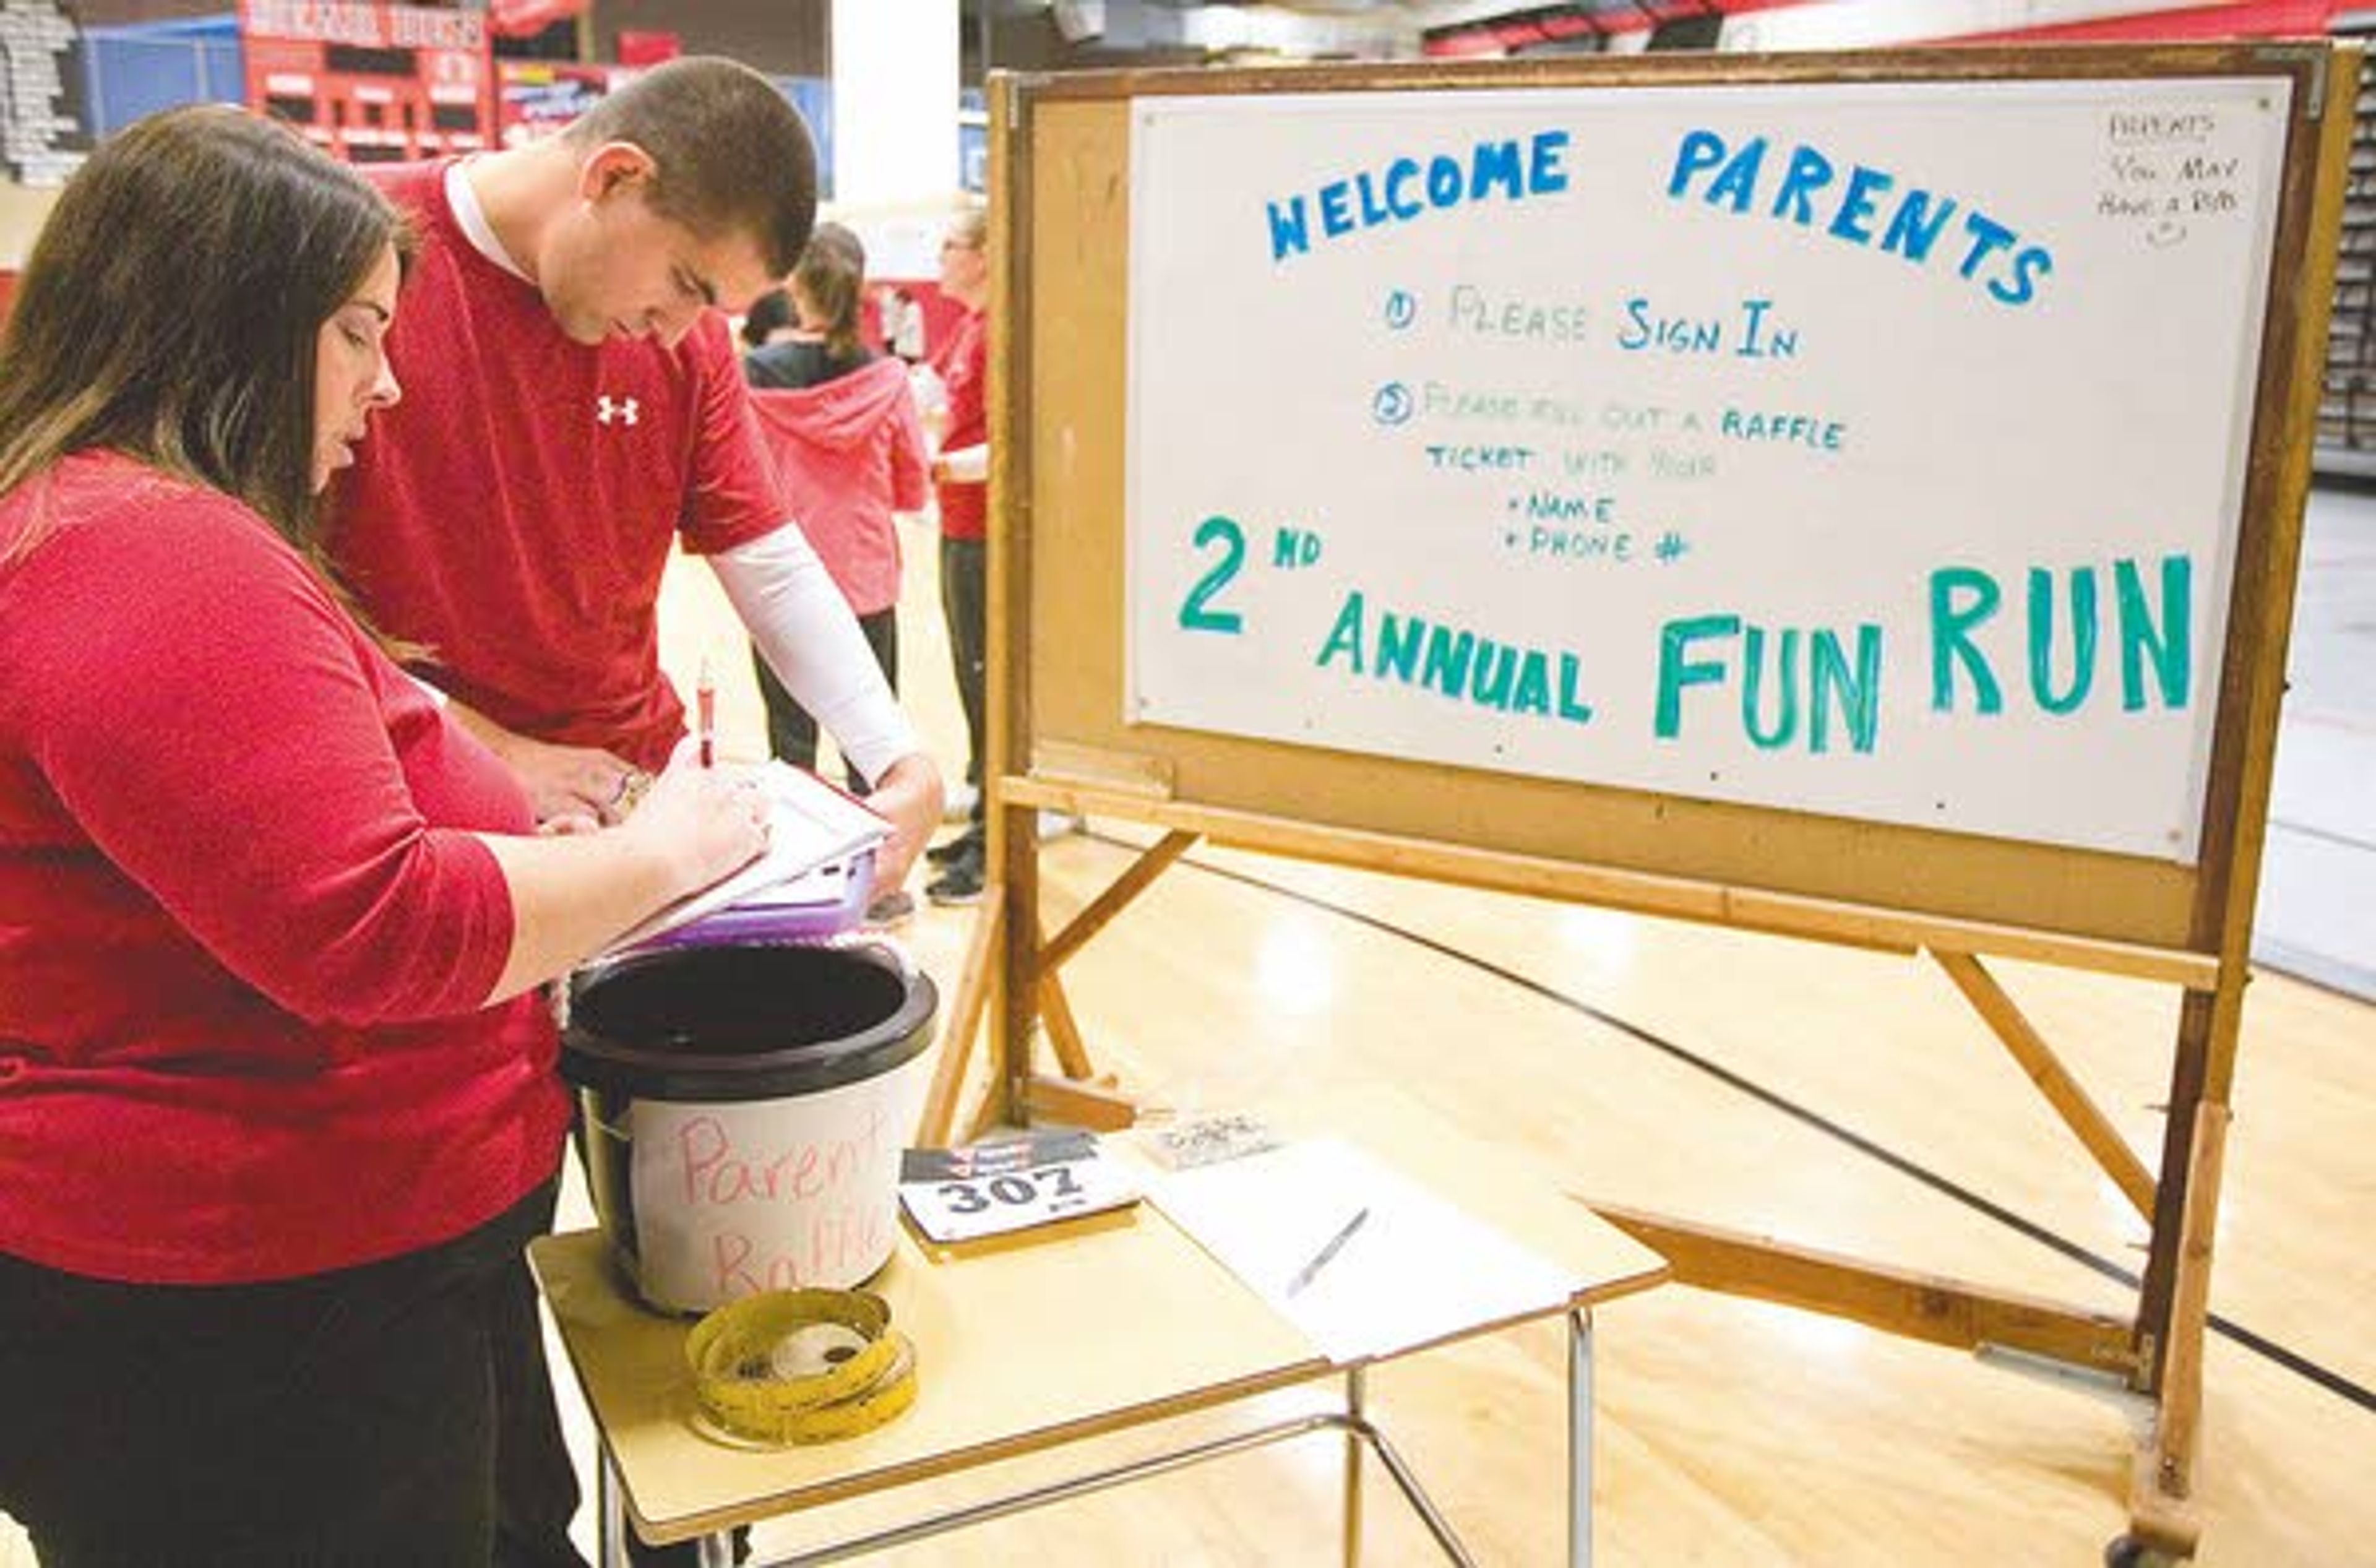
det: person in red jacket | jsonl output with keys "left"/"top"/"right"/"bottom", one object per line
{"left": 744, "top": 223, "right": 929, "bottom": 923}
{"left": 743, "top": 227, "right": 925, "bottom": 774}
{"left": 0, "top": 106, "right": 768, "bottom": 1566}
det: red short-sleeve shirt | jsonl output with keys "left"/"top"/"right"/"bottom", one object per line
{"left": 333, "top": 162, "right": 790, "bottom": 772}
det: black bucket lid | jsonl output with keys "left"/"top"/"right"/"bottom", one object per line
{"left": 560, "top": 941, "right": 937, "bottom": 1101}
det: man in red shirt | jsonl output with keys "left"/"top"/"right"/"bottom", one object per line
{"left": 325, "top": 59, "right": 939, "bottom": 1565}
{"left": 333, "top": 58, "right": 942, "bottom": 900}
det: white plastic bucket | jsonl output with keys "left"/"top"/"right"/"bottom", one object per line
{"left": 560, "top": 941, "right": 937, "bottom": 1315}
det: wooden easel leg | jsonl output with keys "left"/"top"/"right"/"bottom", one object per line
{"left": 1583, "top": 1200, "right": 2137, "bottom": 1372}
{"left": 2124, "top": 1101, "right": 2228, "bottom": 1561}
{"left": 1035, "top": 958, "right": 1096, "bottom": 1080}
{"left": 1932, "top": 950, "right": 2159, "bottom": 1220}
{"left": 962, "top": 1081, "right": 1009, "bottom": 1145}
{"left": 973, "top": 835, "right": 1199, "bottom": 1138}
{"left": 924, "top": 822, "right": 1186, "bottom": 1144}
{"left": 997, "top": 803, "right": 1042, "bottom": 1135}
{"left": 1022, "top": 834, "right": 1203, "bottom": 1092}
{"left": 1040, "top": 829, "right": 1200, "bottom": 973}
{"left": 1017, "top": 1074, "right": 1141, "bottom": 1134}
{"left": 916, "top": 888, "right": 1006, "bottom": 1147}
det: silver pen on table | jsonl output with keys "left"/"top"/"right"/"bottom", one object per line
{"left": 1285, "top": 1205, "right": 1370, "bottom": 1298}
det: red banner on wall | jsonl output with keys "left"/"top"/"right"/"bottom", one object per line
{"left": 488, "top": 0, "right": 586, "bottom": 38}
{"left": 494, "top": 59, "right": 624, "bottom": 149}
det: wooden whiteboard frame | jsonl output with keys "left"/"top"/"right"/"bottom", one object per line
{"left": 942, "top": 41, "right": 2353, "bottom": 1562}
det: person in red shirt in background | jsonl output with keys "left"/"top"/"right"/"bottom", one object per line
{"left": 0, "top": 106, "right": 768, "bottom": 1566}
{"left": 742, "top": 223, "right": 929, "bottom": 924}
{"left": 330, "top": 58, "right": 941, "bottom": 899}
{"left": 924, "top": 203, "right": 993, "bottom": 905}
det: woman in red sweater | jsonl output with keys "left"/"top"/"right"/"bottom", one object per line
{"left": 923, "top": 203, "right": 992, "bottom": 906}
{"left": 0, "top": 108, "right": 767, "bottom": 1565}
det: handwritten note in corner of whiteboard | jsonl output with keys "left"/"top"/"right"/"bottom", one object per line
{"left": 1124, "top": 79, "right": 2292, "bottom": 864}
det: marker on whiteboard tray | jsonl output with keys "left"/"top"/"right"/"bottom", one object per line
{"left": 697, "top": 657, "right": 717, "bottom": 769}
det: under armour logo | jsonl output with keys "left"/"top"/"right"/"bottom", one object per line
{"left": 596, "top": 395, "right": 640, "bottom": 427}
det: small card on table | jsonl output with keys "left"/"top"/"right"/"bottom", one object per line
{"left": 898, "top": 1131, "right": 1142, "bottom": 1243}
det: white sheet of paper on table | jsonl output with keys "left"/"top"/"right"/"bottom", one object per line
{"left": 1148, "top": 1137, "right": 1577, "bottom": 1364}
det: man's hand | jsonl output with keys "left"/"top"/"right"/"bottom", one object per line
{"left": 446, "top": 697, "right": 645, "bottom": 827}
{"left": 501, "top": 735, "right": 648, "bottom": 827}
{"left": 864, "top": 752, "right": 944, "bottom": 894}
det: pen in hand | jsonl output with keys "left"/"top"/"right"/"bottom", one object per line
{"left": 1285, "top": 1205, "right": 1369, "bottom": 1298}
{"left": 696, "top": 657, "right": 716, "bottom": 770}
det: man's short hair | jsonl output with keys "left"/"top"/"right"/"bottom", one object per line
{"left": 569, "top": 57, "right": 817, "bottom": 277}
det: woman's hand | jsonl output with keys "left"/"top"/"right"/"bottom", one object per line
{"left": 614, "top": 739, "right": 772, "bottom": 902}
{"left": 473, "top": 741, "right": 772, "bottom": 1004}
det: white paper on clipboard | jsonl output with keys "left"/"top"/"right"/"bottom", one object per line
{"left": 605, "top": 760, "right": 889, "bottom": 952}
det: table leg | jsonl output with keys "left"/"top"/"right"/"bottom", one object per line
{"left": 600, "top": 1442, "right": 627, "bottom": 1568}
{"left": 1343, "top": 1363, "right": 1367, "bottom": 1567}
{"left": 1569, "top": 1307, "right": 1595, "bottom": 1568}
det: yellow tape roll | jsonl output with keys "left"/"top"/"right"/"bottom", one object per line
{"left": 687, "top": 1289, "right": 918, "bottom": 1447}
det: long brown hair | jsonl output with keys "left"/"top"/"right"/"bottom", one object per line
{"left": 791, "top": 222, "right": 866, "bottom": 363}
{"left": 0, "top": 105, "right": 411, "bottom": 575}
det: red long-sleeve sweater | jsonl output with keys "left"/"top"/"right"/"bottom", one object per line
{"left": 748, "top": 356, "right": 928, "bottom": 617}
{"left": 0, "top": 452, "right": 567, "bottom": 1285}
{"left": 931, "top": 308, "right": 988, "bottom": 542}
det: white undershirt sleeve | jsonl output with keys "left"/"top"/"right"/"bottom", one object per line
{"left": 939, "top": 443, "right": 989, "bottom": 484}
{"left": 710, "top": 525, "right": 920, "bottom": 785}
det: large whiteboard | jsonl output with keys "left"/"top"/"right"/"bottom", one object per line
{"left": 1124, "top": 79, "right": 2291, "bottom": 864}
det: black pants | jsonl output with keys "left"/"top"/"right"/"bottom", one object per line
{"left": 940, "top": 534, "right": 987, "bottom": 840}
{"left": 0, "top": 1181, "right": 585, "bottom": 1568}
{"left": 750, "top": 608, "right": 900, "bottom": 791}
